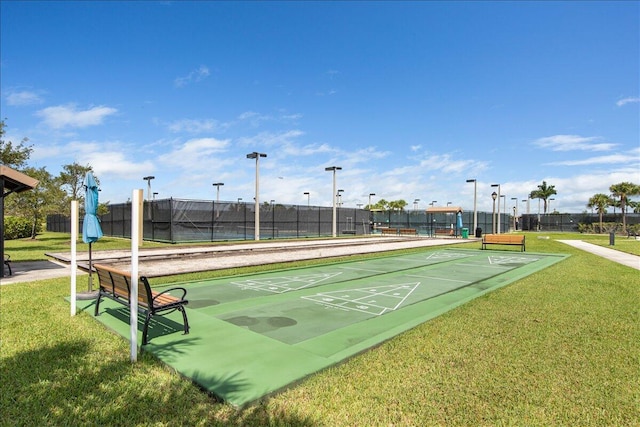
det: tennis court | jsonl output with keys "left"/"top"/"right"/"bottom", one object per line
{"left": 80, "top": 248, "right": 568, "bottom": 406}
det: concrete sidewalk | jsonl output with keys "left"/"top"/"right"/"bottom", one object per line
{"left": 558, "top": 240, "right": 640, "bottom": 270}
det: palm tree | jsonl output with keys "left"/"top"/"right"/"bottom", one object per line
{"left": 609, "top": 182, "right": 640, "bottom": 231}
{"left": 529, "top": 181, "right": 557, "bottom": 214}
{"left": 587, "top": 193, "right": 611, "bottom": 233}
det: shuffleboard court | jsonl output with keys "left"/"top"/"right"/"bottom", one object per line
{"left": 79, "top": 248, "right": 568, "bottom": 406}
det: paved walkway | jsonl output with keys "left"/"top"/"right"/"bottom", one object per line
{"left": 557, "top": 240, "right": 640, "bottom": 270}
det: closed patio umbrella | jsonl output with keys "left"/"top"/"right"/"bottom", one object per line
{"left": 82, "top": 172, "right": 103, "bottom": 292}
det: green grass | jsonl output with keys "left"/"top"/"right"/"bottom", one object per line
{"left": 1, "top": 233, "right": 639, "bottom": 426}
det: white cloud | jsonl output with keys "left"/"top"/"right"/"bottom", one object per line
{"left": 158, "top": 137, "right": 230, "bottom": 169}
{"left": 533, "top": 134, "right": 617, "bottom": 152}
{"left": 167, "top": 118, "right": 219, "bottom": 133}
{"left": 174, "top": 65, "right": 210, "bottom": 87}
{"left": 616, "top": 97, "right": 640, "bottom": 107}
{"left": 6, "top": 90, "right": 44, "bottom": 106}
{"left": 36, "top": 104, "right": 117, "bottom": 129}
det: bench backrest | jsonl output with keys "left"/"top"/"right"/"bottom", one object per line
{"left": 483, "top": 234, "right": 525, "bottom": 244}
{"left": 94, "top": 263, "right": 153, "bottom": 308}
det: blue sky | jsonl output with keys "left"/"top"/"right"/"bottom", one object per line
{"left": 2, "top": 1, "right": 638, "bottom": 213}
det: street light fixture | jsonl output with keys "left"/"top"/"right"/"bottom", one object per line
{"left": 414, "top": 199, "right": 420, "bottom": 210}
{"left": 491, "top": 184, "right": 501, "bottom": 233}
{"left": 368, "top": 193, "right": 376, "bottom": 209}
{"left": 153, "top": 192, "right": 158, "bottom": 200}
{"left": 491, "top": 191, "right": 498, "bottom": 234}
{"left": 549, "top": 197, "right": 555, "bottom": 213}
{"left": 511, "top": 197, "right": 518, "bottom": 230}
{"left": 446, "top": 201, "right": 452, "bottom": 207}
{"left": 304, "top": 192, "right": 310, "bottom": 207}
{"left": 325, "top": 166, "right": 342, "bottom": 237}
{"left": 247, "top": 152, "right": 267, "bottom": 240}
{"left": 431, "top": 200, "right": 437, "bottom": 207}
{"left": 142, "top": 176, "right": 155, "bottom": 201}
{"left": 466, "top": 179, "right": 477, "bottom": 236}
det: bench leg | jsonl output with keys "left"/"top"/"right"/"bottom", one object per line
{"left": 142, "top": 312, "right": 153, "bottom": 346}
{"left": 180, "top": 307, "right": 190, "bottom": 335}
{"left": 94, "top": 293, "right": 102, "bottom": 316}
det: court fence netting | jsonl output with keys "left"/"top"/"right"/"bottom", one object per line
{"left": 46, "top": 198, "right": 639, "bottom": 243}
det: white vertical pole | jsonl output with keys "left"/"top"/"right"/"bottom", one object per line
{"left": 70, "top": 201, "right": 78, "bottom": 316}
{"left": 130, "top": 189, "right": 142, "bottom": 362}
{"left": 332, "top": 170, "right": 337, "bottom": 237}
{"left": 254, "top": 157, "right": 260, "bottom": 241}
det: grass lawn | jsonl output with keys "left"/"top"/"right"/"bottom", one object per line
{"left": 1, "top": 232, "right": 639, "bottom": 426}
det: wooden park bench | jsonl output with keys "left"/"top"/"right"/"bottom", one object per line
{"left": 379, "top": 227, "right": 398, "bottom": 236}
{"left": 3, "top": 254, "right": 11, "bottom": 276}
{"left": 398, "top": 228, "right": 417, "bottom": 236}
{"left": 481, "top": 234, "right": 526, "bottom": 252}
{"left": 93, "top": 263, "right": 190, "bottom": 345}
{"left": 434, "top": 229, "right": 454, "bottom": 237}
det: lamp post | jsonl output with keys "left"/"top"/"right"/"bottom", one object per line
{"left": 337, "top": 189, "right": 344, "bottom": 207}
{"left": 142, "top": 176, "right": 155, "bottom": 201}
{"left": 212, "top": 182, "right": 224, "bottom": 218}
{"left": 325, "top": 166, "right": 342, "bottom": 237}
{"left": 511, "top": 197, "right": 518, "bottom": 230}
{"left": 501, "top": 195, "right": 506, "bottom": 232}
{"left": 431, "top": 200, "right": 437, "bottom": 207}
{"left": 466, "top": 179, "right": 477, "bottom": 235}
{"left": 153, "top": 192, "right": 158, "bottom": 200}
{"left": 549, "top": 197, "right": 555, "bottom": 213}
{"left": 491, "top": 184, "right": 501, "bottom": 233}
{"left": 491, "top": 191, "right": 498, "bottom": 234}
{"left": 247, "top": 152, "right": 267, "bottom": 240}
{"left": 446, "top": 201, "right": 452, "bottom": 207}
{"left": 414, "top": 199, "right": 420, "bottom": 210}
{"left": 304, "top": 192, "right": 310, "bottom": 207}
{"left": 368, "top": 193, "right": 375, "bottom": 209}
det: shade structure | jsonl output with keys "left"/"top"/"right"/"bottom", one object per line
{"left": 82, "top": 172, "right": 102, "bottom": 292}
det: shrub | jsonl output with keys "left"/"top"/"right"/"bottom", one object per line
{"left": 3, "top": 216, "right": 33, "bottom": 240}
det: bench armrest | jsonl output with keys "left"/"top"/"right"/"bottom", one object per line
{"left": 152, "top": 287, "right": 188, "bottom": 302}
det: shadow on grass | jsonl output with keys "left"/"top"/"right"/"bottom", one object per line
{"left": 0, "top": 338, "right": 317, "bottom": 425}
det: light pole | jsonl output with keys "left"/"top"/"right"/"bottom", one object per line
{"left": 304, "top": 192, "right": 310, "bottom": 207}
{"left": 491, "top": 191, "right": 498, "bottom": 234}
{"left": 466, "top": 179, "right": 477, "bottom": 235}
{"left": 153, "top": 192, "right": 158, "bottom": 200}
{"left": 143, "top": 176, "right": 155, "bottom": 201}
{"left": 446, "top": 201, "right": 452, "bottom": 207}
{"left": 337, "top": 189, "right": 344, "bottom": 207}
{"left": 414, "top": 199, "right": 420, "bottom": 210}
{"left": 511, "top": 197, "right": 518, "bottom": 230}
{"left": 325, "top": 166, "right": 342, "bottom": 237}
{"left": 368, "top": 193, "right": 375, "bottom": 209}
{"left": 213, "top": 182, "right": 224, "bottom": 218}
{"left": 491, "top": 184, "right": 501, "bottom": 233}
{"left": 431, "top": 200, "right": 437, "bottom": 207}
{"left": 549, "top": 197, "right": 555, "bottom": 213}
{"left": 247, "top": 152, "right": 267, "bottom": 240}
{"left": 501, "top": 195, "right": 506, "bottom": 232}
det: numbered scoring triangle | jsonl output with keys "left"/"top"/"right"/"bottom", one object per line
{"left": 302, "top": 282, "right": 420, "bottom": 316}
{"left": 232, "top": 272, "right": 343, "bottom": 293}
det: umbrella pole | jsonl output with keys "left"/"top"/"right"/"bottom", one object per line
{"left": 88, "top": 242, "right": 93, "bottom": 292}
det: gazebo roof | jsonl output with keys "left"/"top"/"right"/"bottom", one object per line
{"left": 425, "top": 206, "right": 463, "bottom": 214}
{"left": 1, "top": 165, "right": 39, "bottom": 196}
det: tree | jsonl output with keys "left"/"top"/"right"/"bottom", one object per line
{"left": 0, "top": 119, "right": 33, "bottom": 168}
{"left": 529, "top": 181, "right": 557, "bottom": 214}
{"left": 5, "top": 167, "right": 65, "bottom": 238}
{"left": 388, "top": 199, "right": 408, "bottom": 211}
{"left": 587, "top": 193, "right": 611, "bottom": 233}
{"left": 609, "top": 181, "right": 640, "bottom": 231}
